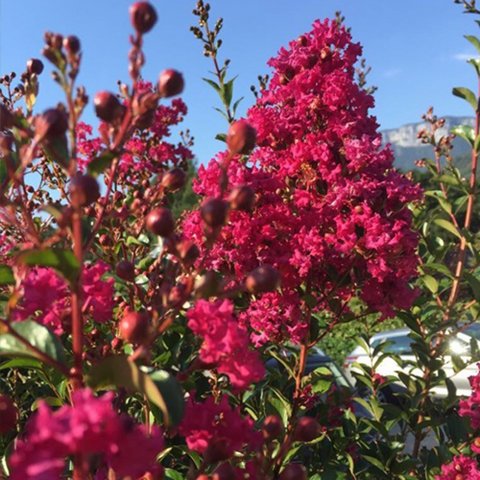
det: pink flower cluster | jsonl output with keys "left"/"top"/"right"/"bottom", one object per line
{"left": 187, "top": 299, "right": 265, "bottom": 390}
{"left": 459, "top": 365, "right": 480, "bottom": 430}
{"left": 435, "top": 455, "right": 480, "bottom": 480}
{"left": 13, "top": 262, "right": 114, "bottom": 334}
{"left": 183, "top": 18, "right": 421, "bottom": 345}
{"left": 77, "top": 82, "right": 192, "bottom": 182}
{"left": 178, "top": 395, "right": 261, "bottom": 460}
{"left": 9, "top": 388, "right": 163, "bottom": 479}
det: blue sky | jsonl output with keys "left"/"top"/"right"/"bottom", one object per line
{"left": 0, "top": 0, "right": 478, "bottom": 164}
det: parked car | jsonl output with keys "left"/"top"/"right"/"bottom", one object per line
{"left": 343, "top": 324, "right": 480, "bottom": 399}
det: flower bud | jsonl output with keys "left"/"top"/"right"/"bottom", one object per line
{"left": 116, "top": 260, "right": 136, "bottom": 282}
{"left": 201, "top": 198, "right": 228, "bottom": 228}
{"left": 158, "top": 69, "right": 184, "bottom": 98}
{"left": 161, "top": 167, "right": 186, "bottom": 191}
{"left": 229, "top": 185, "right": 255, "bottom": 212}
{"left": 245, "top": 265, "right": 280, "bottom": 294}
{"left": 176, "top": 240, "right": 200, "bottom": 267}
{"left": 69, "top": 174, "right": 100, "bottom": 207}
{"left": 94, "top": 91, "right": 125, "bottom": 123}
{"left": 279, "top": 464, "right": 307, "bottom": 480}
{"left": 26, "top": 58, "right": 44, "bottom": 75}
{"left": 0, "top": 132, "right": 13, "bottom": 155}
{"left": 63, "top": 35, "right": 81, "bottom": 54}
{"left": 119, "top": 311, "right": 150, "bottom": 344}
{"left": 130, "top": 2, "right": 158, "bottom": 34}
{"left": 145, "top": 207, "right": 175, "bottom": 237}
{"left": 293, "top": 417, "right": 321, "bottom": 442}
{"left": 0, "top": 394, "right": 18, "bottom": 434}
{"left": 34, "top": 108, "right": 68, "bottom": 141}
{"left": 0, "top": 104, "right": 14, "bottom": 130}
{"left": 262, "top": 415, "right": 283, "bottom": 440}
{"left": 226, "top": 120, "right": 256, "bottom": 155}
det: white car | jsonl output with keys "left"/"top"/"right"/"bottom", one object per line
{"left": 343, "top": 325, "right": 480, "bottom": 399}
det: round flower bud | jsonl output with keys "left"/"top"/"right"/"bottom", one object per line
{"left": 229, "top": 185, "right": 255, "bottom": 212}
{"left": 279, "top": 464, "right": 307, "bottom": 480}
{"left": 63, "top": 35, "right": 81, "bottom": 54}
{"left": 116, "top": 260, "right": 136, "bottom": 282}
{"left": 0, "top": 132, "right": 13, "bottom": 155}
{"left": 94, "top": 91, "right": 124, "bottom": 123}
{"left": 145, "top": 207, "right": 175, "bottom": 237}
{"left": 69, "top": 174, "right": 100, "bottom": 207}
{"left": 130, "top": 2, "right": 158, "bottom": 34}
{"left": 34, "top": 108, "right": 68, "bottom": 141}
{"left": 293, "top": 416, "right": 321, "bottom": 442}
{"left": 262, "top": 415, "right": 283, "bottom": 440}
{"left": 158, "top": 69, "right": 184, "bottom": 98}
{"left": 0, "top": 104, "right": 14, "bottom": 130}
{"left": 226, "top": 120, "right": 256, "bottom": 155}
{"left": 176, "top": 240, "right": 200, "bottom": 267}
{"left": 161, "top": 167, "right": 186, "bottom": 191}
{"left": 26, "top": 58, "right": 44, "bottom": 75}
{"left": 119, "top": 311, "right": 150, "bottom": 344}
{"left": 201, "top": 198, "right": 229, "bottom": 228}
{"left": 0, "top": 394, "right": 18, "bottom": 434}
{"left": 245, "top": 265, "right": 280, "bottom": 294}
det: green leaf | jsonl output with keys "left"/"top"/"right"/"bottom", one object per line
{"left": 452, "top": 87, "right": 478, "bottom": 111}
{"left": 422, "top": 274, "right": 438, "bottom": 294}
{"left": 215, "top": 133, "right": 227, "bottom": 143}
{"left": 222, "top": 76, "right": 236, "bottom": 108}
{"left": 451, "top": 125, "right": 475, "bottom": 145}
{"left": 149, "top": 370, "right": 185, "bottom": 427}
{"left": 0, "top": 158, "right": 7, "bottom": 185}
{"left": 0, "top": 265, "right": 14, "bottom": 286}
{"left": 465, "top": 35, "right": 480, "bottom": 55}
{"left": 202, "top": 78, "right": 221, "bottom": 94}
{"left": 18, "top": 249, "right": 80, "bottom": 285}
{"left": 433, "top": 219, "right": 462, "bottom": 239}
{"left": 465, "top": 272, "right": 480, "bottom": 302}
{"left": 468, "top": 58, "right": 480, "bottom": 77}
{"left": 87, "top": 151, "right": 116, "bottom": 176}
{"left": 42, "top": 135, "right": 70, "bottom": 169}
{"left": 232, "top": 97, "right": 244, "bottom": 116}
{"left": 0, "top": 320, "right": 66, "bottom": 365}
{"left": 0, "top": 357, "right": 42, "bottom": 371}
{"left": 87, "top": 355, "right": 183, "bottom": 427}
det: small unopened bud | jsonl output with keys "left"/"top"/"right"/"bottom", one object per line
{"left": 245, "top": 265, "right": 280, "bottom": 294}
{"left": 0, "top": 394, "right": 18, "bottom": 434}
{"left": 116, "top": 260, "right": 136, "bottom": 282}
{"left": 229, "top": 185, "right": 255, "bottom": 212}
{"left": 158, "top": 69, "right": 184, "bottom": 98}
{"left": 279, "top": 464, "right": 307, "bottom": 480}
{"left": 69, "top": 174, "right": 100, "bottom": 207}
{"left": 94, "top": 91, "right": 125, "bottom": 123}
{"left": 161, "top": 167, "right": 186, "bottom": 191}
{"left": 0, "top": 132, "right": 13, "bottom": 155}
{"left": 63, "top": 35, "right": 81, "bottom": 54}
{"left": 226, "top": 120, "right": 256, "bottom": 155}
{"left": 34, "top": 108, "right": 68, "bottom": 141}
{"left": 262, "top": 415, "right": 283, "bottom": 440}
{"left": 0, "top": 104, "right": 14, "bottom": 130}
{"left": 130, "top": 2, "right": 158, "bottom": 34}
{"left": 145, "top": 207, "right": 175, "bottom": 237}
{"left": 176, "top": 240, "right": 200, "bottom": 267}
{"left": 26, "top": 58, "right": 44, "bottom": 75}
{"left": 293, "top": 417, "right": 321, "bottom": 442}
{"left": 201, "top": 198, "right": 228, "bottom": 228}
{"left": 119, "top": 311, "right": 150, "bottom": 344}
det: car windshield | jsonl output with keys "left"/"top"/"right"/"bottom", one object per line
{"left": 371, "top": 334, "right": 413, "bottom": 354}
{"left": 463, "top": 323, "right": 480, "bottom": 340}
